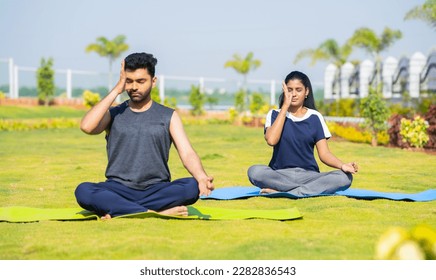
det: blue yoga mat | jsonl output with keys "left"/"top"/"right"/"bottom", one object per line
{"left": 201, "top": 186, "right": 436, "bottom": 202}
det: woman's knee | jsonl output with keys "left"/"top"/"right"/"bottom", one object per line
{"left": 336, "top": 171, "right": 353, "bottom": 190}
{"left": 247, "top": 165, "right": 264, "bottom": 181}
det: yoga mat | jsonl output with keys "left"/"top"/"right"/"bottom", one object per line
{"left": 0, "top": 205, "right": 302, "bottom": 223}
{"left": 201, "top": 186, "right": 436, "bottom": 202}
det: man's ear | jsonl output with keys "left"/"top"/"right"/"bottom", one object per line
{"left": 152, "top": 76, "right": 157, "bottom": 87}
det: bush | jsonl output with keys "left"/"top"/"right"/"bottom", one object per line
{"left": 327, "top": 122, "right": 389, "bottom": 145}
{"left": 375, "top": 225, "right": 436, "bottom": 260}
{"left": 387, "top": 114, "right": 409, "bottom": 149}
{"left": 424, "top": 105, "right": 436, "bottom": 149}
{"left": 82, "top": 90, "right": 101, "bottom": 108}
{"left": 188, "top": 85, "right": 205, "bottom": 116}
{"left": 400, "top": 116, "right": 429, "bottom": 148}
{"left": 0, "top": 118, "right": 79, "bottom": 131}
{"left": 36, "top": 57, "right": 55, "bottom": 106}
{"left": 249, "top": 92, "right": 266, "bottom": 115}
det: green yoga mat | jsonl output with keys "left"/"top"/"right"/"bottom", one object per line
{"left": 0, "top": 206, "right": 302, "bottom": 223}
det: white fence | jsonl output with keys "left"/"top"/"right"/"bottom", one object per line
{"left": 0, "top": 58, "right": 289, "bottom": 108}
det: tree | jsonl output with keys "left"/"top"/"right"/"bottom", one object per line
{"left": 224, "top": 52, "right": 261, "bottom": 111}
{"left": 188, "top": 85, "right": 205, "bottom": 116}
{"left": 36, "top": 57, "right": 55, "bottom": 106}
{"left": 85, "top": 35, "right": 129, "bottom": 91}
{"left": 294, "top": 39, "right": 354, "bottom": 100}
{"left": 404, "top": 0, "right": 436, "bottom": 30}
{"left": 294, "top": 39, "right": 352, "bottom": 67}
{"left": 360, "top": 87, "right": 390, "bottom": 146}
{"left": 348, "top": 27, "right": 402, "bottom": 88}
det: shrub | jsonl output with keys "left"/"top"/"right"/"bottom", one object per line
{"left": 360, "top": 87, "right": 390, "bottom": 146}
{"left": 249, "top": 92, "right": 266, "bottom": 115}
{"left": 400, "top": 116, "right": 429, "bottom": 148}
{"left": 188, "top": 85, "right": 205, "bottom": 116}
{"left": 375, "top": 225, "right": 436, "bottom": 260}
{"left": 0, "top": 118, "right": 79, "bottom": 131}
{"left": 387, "top": 114, "right": 409, "bottom": 148}
{"left": 82, "top": 90, "right": 101, "bottom": 108}
{"left": 36, "top": 57, "right": 55, "bottom": 106}
{"left": 424, "top": 105, "right": 436, "bottom": 149}
{"left": 327, "top": 122, "right": 389, "bottom": 145}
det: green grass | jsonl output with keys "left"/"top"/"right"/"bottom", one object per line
{"left": 0, "top": 109, "right": 435, "bottom": 260}
{"left": 0, "top": 105, "right": 87, "bottom": 119}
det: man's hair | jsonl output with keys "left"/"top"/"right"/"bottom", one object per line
{"left": 124, "top": 52, "right": 158, "bottom": 77}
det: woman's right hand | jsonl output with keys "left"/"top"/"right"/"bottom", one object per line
{"left": 281, "top": 81, "right": 292, "bottom": 110}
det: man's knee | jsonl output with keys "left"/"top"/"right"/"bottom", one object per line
{"left": 74, "top": 182, "right": 94, "bottom": 204}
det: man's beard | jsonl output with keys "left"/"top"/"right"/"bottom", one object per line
{"left": 128, "top": 91, "right": 150, "bottom": 103}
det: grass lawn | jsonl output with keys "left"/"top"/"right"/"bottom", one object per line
{"left": 0, "top": 107, "right": 435, "bottom": 260}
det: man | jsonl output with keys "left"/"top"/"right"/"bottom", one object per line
{"left": 75, "top": 52, "right": 214, "bottom": 219}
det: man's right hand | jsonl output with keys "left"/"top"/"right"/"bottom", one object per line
{"left": 113, "top": 60, "right": 127, "bottom": 95}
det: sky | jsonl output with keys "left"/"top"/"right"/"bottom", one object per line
{"left": 0, "top": 0, "right": 435, "bottom": 90}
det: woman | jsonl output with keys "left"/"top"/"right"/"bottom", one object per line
{"left": 247, "top": 71, "right": 358, "bottom": 196}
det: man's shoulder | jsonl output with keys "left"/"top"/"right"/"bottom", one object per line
{"left": 152, "top": 101, "right": 174, "bottom": 114}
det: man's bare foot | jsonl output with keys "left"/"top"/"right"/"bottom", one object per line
{"left": 101, "top": 214, "right": 112, "bottom": 220}
{"left": 260, "top": 188, "right": 279, "bottom": 194}
{"left": 157, "top": 206, "right": 189, "bottom": 216}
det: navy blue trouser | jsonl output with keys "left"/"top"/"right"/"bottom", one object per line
{"left": 75, "top": 178, "right": 199, "bottom": 217}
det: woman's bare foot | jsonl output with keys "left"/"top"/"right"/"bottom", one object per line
{"left": 101, "top": 214, "right": 112, "bottom": 220}
{"left": 260, "top": 188, "right": 279, "bottom": 194}
{"left": 157, "top": 206, "right": 189, "bottom": 216}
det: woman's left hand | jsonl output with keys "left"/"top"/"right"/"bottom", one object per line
{"left": 341, "top": 162, "right": 358, "bottom": 174}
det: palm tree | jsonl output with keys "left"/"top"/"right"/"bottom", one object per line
{"left": 294, "top": 39, "right": 353, "bottom": 99}
{"left": 348, "top": 27, "right": 402, "bottom": 88}
{"left": 224, "top": 52, "right": 261, "bottom": 111}
{"left": 293, "top": 39, "right": 352, "bottom": 67}
{"left": 85, "top": 35, "right": 129, "bottom": 91}
{"left": 404, "top": 0, "right": 436, "bottom": 30}
{"left": 225, "top": 52, "right": 261, "bottom": 91}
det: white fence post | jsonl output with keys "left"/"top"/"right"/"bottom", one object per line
{"left": 13, "top": 65, "right": 19, "bottom": 98}
{"left": 270, "top": 80, "right": 276, "bottom": 105}
{"left": 409, "top": 52, "right": 426, "bottom": 98}
{"left": 159, "top": 75, "right": 165, "bottom": 101}
{"left": 66, "top": 69, "right": 72, "bottom": 99}
{"left": 8, "top": 58, "right": 14, "bottom": 97}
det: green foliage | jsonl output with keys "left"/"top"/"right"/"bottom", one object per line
{"left": 0, "top": 105, "right": 86, "bottom": 119}
{"left": 224, "top": 52, "right": 261, "bottom": 75}
{"left": 188, "top": 85, "right": 205, "bottom": 116}
{"left": 294, "top": 38, "right": 352, "bottom": 67}
{"left": 404, "top": 0, "right": 436, "bottom": 30}
{"left": 375, "top": 225, "right": 436, "bottom": 260}
{"left": 328, "top": 122, "right": 389, "bottom": 145}
{"left": 36, "top": 57, "right": 55, "bottom": 106}
{"left": 82, "top": 90, "right": 101, "bottom": 108}
{"left": 151, "top": 87, "right": 177, "bottom": 109}
{"left": 0, "top": 118, "right": 79, "bottom": 131}
{"left": 151, "top": 87, "right": 161, "bottom": 103}
{"left": 206, "top": 96, "right": 219, "bottom": 109}
{"left": 249, "top": 92, "right": 266, "bottom": 115}
{"left": 234, "top": 89, "right": 246, "bottom": 113}
{"left": 348, "top": 27, "right": 402, "bottom": 86}
{"left": 324, "top": 98, "right": 359, "bottom": 117}
{"left": 85, "top": 35, "right": 129, "bottom": 89}
{"left": 228, "top": 107, "right": 238, "bottom": 123}
{"left": 360, "top": 88, "right": 390, "bottom": 146}
{"left": 400, "top": 116, "right": 429, "bottom": 148}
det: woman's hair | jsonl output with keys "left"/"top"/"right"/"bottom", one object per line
{"left": 278, "top": 71, "right": 317, "bottom": 110}
{"left": 124, "top": 52, "right": 158, "bottom": 77}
